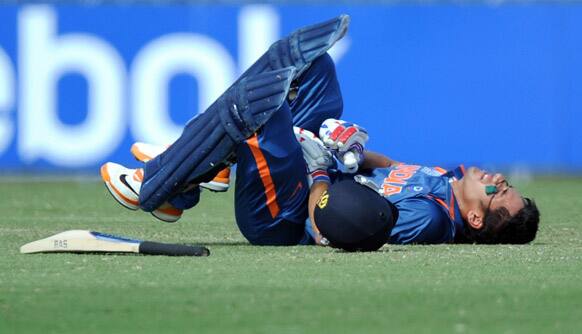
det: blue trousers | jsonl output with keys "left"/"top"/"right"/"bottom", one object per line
{"left": 172, "top": 54, "right": 343, "bottom": 245}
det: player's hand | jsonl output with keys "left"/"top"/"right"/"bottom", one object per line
{"left": 319, "top": 119, "right": 368, "bottom": 172}
{"left": 293, "top": 127, "right": 333, "bottom": 185}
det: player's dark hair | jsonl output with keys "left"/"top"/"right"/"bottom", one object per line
{"left": 455, "top": 198, "right": 539, "bottom": 244}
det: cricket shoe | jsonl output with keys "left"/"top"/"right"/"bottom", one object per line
{"left": 130, "top": 142, "right": 231, "bottom": 192}
{"left": 100, "top": 162, "right": 183, "bottom": 223}
{"left": 130, "top": 142, "right": 167, "bottom": 164}
{"left": 200, "top": 167, "right": 231, "bottom": 192}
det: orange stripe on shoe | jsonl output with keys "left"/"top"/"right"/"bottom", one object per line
{"left": 246, "top": 134, "right": 280, "bottom": 218}
{"left": 111, "top": 185, "right": 139, "bottom": 206}
{"left": 212, "top": 167, "right": 231, "bottom": 183}
{"left": 109, "top": 181, "right": 139, "bottom": 207}
{"left": 101, "top": 164, "right": 139, "bottom": 207}
{"left": 130, "top": 144, "right": 153, "bottom": 162}
{"left": 133, "top": 168, "right": 144, "bottom": 182}
{"left": 100, "top": 164, "right": 111, "bottom": 182}
{"left": 157, "top": 206, "right": 183, "bottom": 216}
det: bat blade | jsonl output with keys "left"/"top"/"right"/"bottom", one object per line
{"left": 20, "top": 230, "right": 210, "bottom": 257}
{"left": 20, "top": 230, "right": 140, "bottom": 254}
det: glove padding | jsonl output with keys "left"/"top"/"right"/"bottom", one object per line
{"left": 293, "top": 127, "right": 333, "bottom": 185}
{"left": 319, "top": 119, "right": 368, "bottom": 172}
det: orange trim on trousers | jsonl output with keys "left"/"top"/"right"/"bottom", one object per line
{"left": 246, "top": 134, "right": 280, "bottom": 218}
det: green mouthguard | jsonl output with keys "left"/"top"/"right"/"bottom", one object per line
{"left": 485, "top": 185, "right": 498, "bottom": 195}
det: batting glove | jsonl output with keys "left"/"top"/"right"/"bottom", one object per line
{"left": 319, "top": 119, "right": 368, "bottom": 172}
{"left": 293, "top": 127, "right": 333, "bottom": 186}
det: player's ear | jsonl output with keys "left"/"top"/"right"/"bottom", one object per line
{"left": 467, "top": 210, "right": 484, "bottom": 230}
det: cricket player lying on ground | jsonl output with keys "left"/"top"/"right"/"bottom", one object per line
{"left": 100, "top": 15, "right": 539, "bottom": 251}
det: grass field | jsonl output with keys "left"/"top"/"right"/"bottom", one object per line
{"left": 1, "top": 177, "right": 581, "bottom": 333}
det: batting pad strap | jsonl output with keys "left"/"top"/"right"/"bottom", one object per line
{"left": 139, "top": 68, "right": 295, "bottom": 212}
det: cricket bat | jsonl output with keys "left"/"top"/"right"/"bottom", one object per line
{"left": 20, "top": 230, "right": 210, "bottom": 257}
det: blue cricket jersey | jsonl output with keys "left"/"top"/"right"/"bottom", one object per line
{"left": 363, "top": 164, "right": 466, "bottom": 244}
{"left": 306, "top": 164, "right": 467, "bottom": 245}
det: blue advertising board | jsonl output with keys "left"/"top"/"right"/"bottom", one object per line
{"left": 0, "top": 4, "right": 581, "bottom": 172}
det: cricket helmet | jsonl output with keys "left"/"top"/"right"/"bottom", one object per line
{"left": 314, "top": 179, "right": 398, "bottom": 252}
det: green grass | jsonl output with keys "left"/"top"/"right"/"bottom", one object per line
{"left": 1, "top": 177, "right": 582, "bottom": 333}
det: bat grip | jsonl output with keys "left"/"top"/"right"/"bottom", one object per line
{"left": 139, "top": 241, "right": 210, "bottom": 257}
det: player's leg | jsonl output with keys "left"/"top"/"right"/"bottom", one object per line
{"left": 289, "top": 53, "right": 344, "bottom": 133}
{"left": 229, "top": 46, "right": 345, "bottom": 244}
{"left": 101, "top": 15, "right": 349, "bottom": 218}
{"left": 131, "top": 54, "right": 342, "bottom": 203}
{"left": 101, "top": 162, "right": 187, "bottom": 222}
{"left": 130, "top": 142, "right": 231, "bottom": 192}
{"left": 164, "top": 55, "right": 344, "bottom": 238}
{"left": 137, "top": 67, "right": 300, "bottom": 212}
{"left": 116, "top": 15, "right": 350, "bottom": 201}
{"left": 102, "top": 67, "right": 295, "bottom": 216}
{"left": 233, "top": 102, "right": 311, "bottom": 245}
{"left": 236, "top": 15, "right": 349, "bottom": 86}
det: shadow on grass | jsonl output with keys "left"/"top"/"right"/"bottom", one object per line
{"left": 199, "top": 241, "right": 252, "bottom": 246}
{"left": 330, "top": 247, "right": 409, "bottom": 254}
{"left": 26, "top": 252, "right": 210, "bottom": 257}
{"left": 196, "top": 242, "right": 412, "bottom": 253}
{"left": 25, "top": 243, "right": 410, "bottom": 258}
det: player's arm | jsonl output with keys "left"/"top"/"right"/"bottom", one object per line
{"left": 319, "top": 119, "right": 399, "bottom": 172}
{"left": 360, "top": 151, "right": 399, "bottom": 170}
{"left": 308, "top": 181, "right": 329, "bottom": 245}
{"left": 294, "top": 127, "right": 334, "bottom": 245}
{"left": 319, "top": 119, "right": 368, "bottom": 172}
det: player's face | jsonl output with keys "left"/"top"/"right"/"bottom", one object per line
{"left": 462, "top": 167, "right": 525, "bottom": 217}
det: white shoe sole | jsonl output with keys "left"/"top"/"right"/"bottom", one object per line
{"left": 151, "top": 210, "right": 181, "bottom": 223}
{"left": 200, "top": 181, "right": 229, "bottom": 192}
{"left": 100, "top": 163, "right": 140, "bottom": 210}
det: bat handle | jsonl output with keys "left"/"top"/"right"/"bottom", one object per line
{"left": 342, "top": 151, "right": 358, "bottom": 172}
{"left": 139, "top": 241, "right": 210, "bottom": 257}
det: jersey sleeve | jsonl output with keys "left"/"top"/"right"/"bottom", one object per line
{"left": 388, "top": 197, "right": 454, "bottom": 244}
